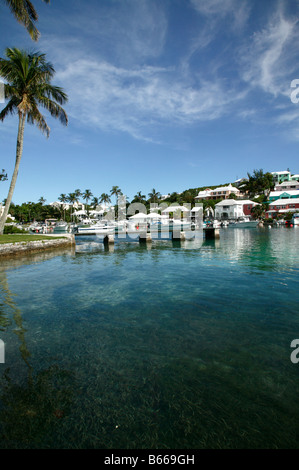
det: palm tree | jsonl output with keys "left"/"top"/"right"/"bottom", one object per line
{"left": 100, "top": 193, "right": 111, "bottom": 205}
{"left": 83, "top": 189, "right": 93, "bottom": 215}
{"left": 110, "top": 186, "right": 122, "bottom": 205}
{"left": 73, "top": 189, "right": 82, "bottom": 208}
{"left": 0, "top": 48, "right": 68, "bottom": 235}
{"left": 38, "top": 196, "right": 46, "bottom": 205}
{"left": 91, "top": 196, "right": 99, "bottom": 209}
{"left": 58, "top": 193, "right": 67, "bottom": 220}
{"left": 133, "top": 191, "right": 146, "bottom": 203}
{"left": 148, "top": 188, "right": 161, "bottom": 203}
{"left": 83, "top": 189, "right": 92, "bottom": 206}
{"left": 67, "top": 193, "right": 76, "bottom": 221}
{"left": 2, "top": 0, "right": 50, "bottom": 41}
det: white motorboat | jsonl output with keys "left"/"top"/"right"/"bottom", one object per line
{"left": 76, "top": 221, "right": 116, "bottom": 234}
{"left": 230, "top": 217, "right": 258, "bottom": 228}
{"left": 29, "top": 222, "right": 45, "bottom": 233}
{"left": 291, "top": 213, "right": 299, "bottom": 225}
{"left": 53, "top": 221, "right": 69, "bottom": 233}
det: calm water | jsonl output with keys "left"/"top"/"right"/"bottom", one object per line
{"left": 0, "top": 227, "right": 299, "bottom": 449}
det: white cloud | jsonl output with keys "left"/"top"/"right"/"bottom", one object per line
{"left": 190, "top": 0, "right": 250, "bottom": 30}
{"left": 240, "top": 11, "right": 298, "bottom": 96}
{"left": 53, "top": 53, "right": 246, "bottom": 142}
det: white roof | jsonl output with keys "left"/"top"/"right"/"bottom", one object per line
{"left": 271, "top": 171, "right": 291, "bottom": 175}
{"left": 269, "top": 198, "right": 299, "bottom": 206}
{"left": 274, "top": 181, "right": 299, "bottom": 187}
{"left": 215, "top": 199, "right": 257, "bottom": 207}
{"left": 212, "top": 184, "right": 239, "bottom": 192}
{"left": 270, "top": 190, "right": 299, "bottom": 197}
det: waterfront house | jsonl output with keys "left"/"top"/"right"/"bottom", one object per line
{"left": 266, "top": 198, "right": 299, "bottom": 218}
{"left": 274, "top": 181, "right": 299, "bottom": 191}
{"left": 214, "top": 199, "right": 258, "bottom": 220}
{"left": 271, "top": 171, "right": 291, "bottom": 184}
{"left": 268, "top": 190, "right": 299, "bottom": 202}
{"left": 195, "top": 184, "right": 240, "bottom": 202}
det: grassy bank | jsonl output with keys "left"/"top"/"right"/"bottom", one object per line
{"left": 0, "top": 234, "right": 65, "bottom": 244}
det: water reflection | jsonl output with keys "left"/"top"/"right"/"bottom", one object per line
{"left": 0, "top": 271, "right": 74, "bottom": 448}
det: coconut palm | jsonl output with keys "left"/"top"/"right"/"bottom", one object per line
{"left": 110, "top": 186, "right": 122, "bottom": 205}
{"left": 83, "top": 189, "right": 93, "bottom": 215}
{"left": 58, "top": 193, "right": 67, "bottom": 220}
{"left": 91, "top": 196, "right": 99, "bottom": 209}
{"left": 38, "top": 196, "right": 46, "bottom": 205}
{"left": 0, "top": 48, "right": 68, "bottom": 234}
{"left": 133, "top": 191, "right": 146, "bottom": 203}
{"left": 2, "top": 0, "right": 50, "bottom": 41}
{"left": 67, "top": 193, "right": 76, "bottom": 221}
{"left": 73, "top": 189, "right": 82, "bottom": 204}
{"left": 100, "top": 193, "right": 111, "bottom": 205}
{"left": 83, "top": 189, "right": 92, "bottom": 206}
{"left": 148, "top": 188, "right": 161, "bottom": 203}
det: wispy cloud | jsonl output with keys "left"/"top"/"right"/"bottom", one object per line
{"left": 240, "top": 10, "right": 298, "bottom": 96}
{"left": 51, "top": 50, "right": 246, "bottom": 142}
{"left": 190, "top": 0, "right": 250, "bottom": 30}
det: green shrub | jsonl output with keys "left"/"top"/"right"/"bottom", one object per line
{"left": 4, "top": 225, "right": 27, "bottom": 234}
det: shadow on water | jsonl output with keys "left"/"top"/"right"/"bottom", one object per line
{"left": 0, "top": 271, "right": 74, "bottom": 449}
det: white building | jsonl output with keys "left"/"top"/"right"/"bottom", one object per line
{"left": 195, "top": 184, "right": 240, "bottom": 201}
{"left": 214, "top": 199, "right": 258, "bottom": 220}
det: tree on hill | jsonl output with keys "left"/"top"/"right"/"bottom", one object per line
{"left": 244, "top": 169, "right": 274, "bottom": 199}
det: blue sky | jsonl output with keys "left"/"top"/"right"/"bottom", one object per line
{"left": 1, "top": 0, "right": 299, "bottom": 205}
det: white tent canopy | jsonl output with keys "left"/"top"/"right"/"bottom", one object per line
{"left": 73, "top": 209, "right": 87, "bottom": 216}
{"left": 129, "top": 213, "right": 148, "bottom": 220}
{"left": 162, "top": 205, "right": 190, "bottom": 213}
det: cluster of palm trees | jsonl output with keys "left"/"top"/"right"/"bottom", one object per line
{"left": 57, "top": 187, "right": 163, "bottom": 211}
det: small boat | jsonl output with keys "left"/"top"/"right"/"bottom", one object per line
{"left": 75, "top": 221, "right": 116, "bottom": 234}
{"left": 53, "top": 221, "right": 69, "bottom": 233}
{"left": 29, "top": 222, "right": 45, "bottom": 233}
{"left": 291, "top": 213, "right": 299, "bottom": 225}
{"left": 229, "top": 217, "right": 258, "bottom": 228}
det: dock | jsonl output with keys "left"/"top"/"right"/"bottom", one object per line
{"left": 75, "top": 227, "right": 220, "bottom": 244}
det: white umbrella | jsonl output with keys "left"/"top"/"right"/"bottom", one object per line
{"left": 129, "top": 212, "right": 147, "bottom": 219}
{"left": 146, "top": 213, "right": 162, "bottom": 219}
{"left": 162, "top": 205, "right": 189, "bottom": 213}
{"left": 73, "top": 209, "right": 87, "bottom": 216}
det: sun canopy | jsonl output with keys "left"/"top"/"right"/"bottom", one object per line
{"left": 162, "top": 206, "right": 190, "bottom": 213}
{"left": 129, "top": 213, "right": 148, "bottom": 219}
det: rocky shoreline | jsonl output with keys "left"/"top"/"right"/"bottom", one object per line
{"left": 0, "top": 234, "right": 75, "bottom": 257}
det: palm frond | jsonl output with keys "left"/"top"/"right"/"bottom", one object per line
{"left": 3, "top": 0, "right": 50, "bottom": 41}
{"left": 0, "top": 98, "right": 19, "bottom": 120}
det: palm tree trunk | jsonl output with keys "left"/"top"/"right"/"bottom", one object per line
{"left": 0, "top": 112, "right": 26, "bottom": 235}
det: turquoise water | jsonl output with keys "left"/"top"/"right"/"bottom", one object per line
{"left": 0, "top": 226, "right": 299, "bottom": 449}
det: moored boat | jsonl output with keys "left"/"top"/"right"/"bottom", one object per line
{"left": 291, "top": 213, "right": 299, "bottom": 225}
